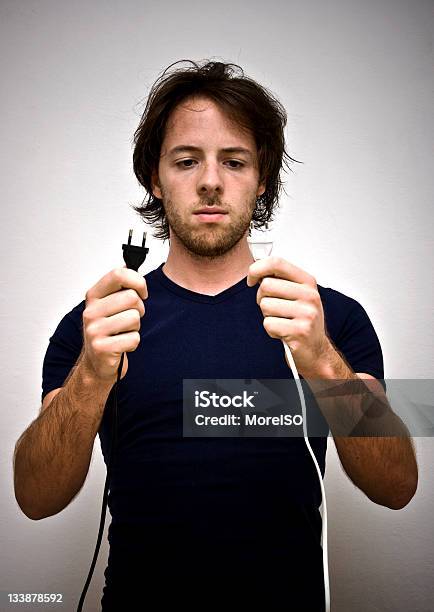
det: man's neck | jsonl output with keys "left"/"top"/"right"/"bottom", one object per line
{"left": 162, "top": 236, "right": 255, "bottom": 296}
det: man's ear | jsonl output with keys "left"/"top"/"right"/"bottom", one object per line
{"left": 151, "top": 170, "right": 163, "bottom": 199}
{"left": 256, "top": 181, "right": 266, "bottom": 197}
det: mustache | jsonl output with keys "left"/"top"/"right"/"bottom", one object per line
{"left": 198, "top": 196, "right": 224, "bottom": 207}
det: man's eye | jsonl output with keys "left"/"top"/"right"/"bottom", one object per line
{"left": 177, "top": 159, "right": 197, "bottom": 169}
{"left": 226, "top": 160, "right": 244, "bottom": 169}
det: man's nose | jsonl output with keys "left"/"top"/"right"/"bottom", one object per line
{"left": 196, "top": 161, "right": 223, "bottom": 196}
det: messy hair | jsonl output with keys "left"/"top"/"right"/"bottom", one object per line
{"left": 132, "top": 59, "right": 300, "bottom": 241}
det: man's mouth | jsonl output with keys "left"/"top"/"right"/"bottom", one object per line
{"left": 194, "top": 207, "right": 228, "bottom": 215}
{"left": 193, "top": 207, "right": 228, "bottom": 223}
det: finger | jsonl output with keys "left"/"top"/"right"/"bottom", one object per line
{"left": 89, "top": 309, "right": 142, "bottom": 337}
{"left": 86, "top": 268, "right": 148, "bottom": 302}
{"left": 258, "top": 296, "right": 314, "bottom": 320}
{"left": 256, "top": 277, "right": 315, "bottom": 304}
{"left": 89, "top": 288, "right": 146, "bottom": 318}
{"left": 247, "top": 256, "right": 315, "bottom": 288}
{"left": 95, "top": 330, "right": 141, "bottom": 355}
{"left": 263, "top": 315, "right": 298, "bottom": 340}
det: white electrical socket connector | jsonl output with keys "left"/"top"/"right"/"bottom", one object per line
{"left": 247, "top": 222, "right": 274, "bottom": 261}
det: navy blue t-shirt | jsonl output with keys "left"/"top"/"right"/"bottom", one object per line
{"left": 41, "top": 263, "right": 384, "bottom": 610}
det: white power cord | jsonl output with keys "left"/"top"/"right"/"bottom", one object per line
{"left": 281, "top": 340, "right": 330, "bottom": 612}
{"left": 248, "top": 223, "right": 331, "bottom": 612}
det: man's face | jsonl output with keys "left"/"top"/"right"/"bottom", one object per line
{"left": 151, "top": 96, "right": 266, "bottom": 258}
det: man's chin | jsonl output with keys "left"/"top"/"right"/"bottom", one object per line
{"left": 185, "top": 242, "right": 235, "bottom": 259}
{"left": 182, "top": 234, "right": 243, "bottom": 259}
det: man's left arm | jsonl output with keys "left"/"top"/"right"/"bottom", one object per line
{"left": 303, "top": 363, "right": 418, "bottom": 511}
{"left": 247, "top": 256, "right": 418, "bottom": 510}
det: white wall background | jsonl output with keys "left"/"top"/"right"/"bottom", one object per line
{"left": 1, "top": 0, "right": 433, "bottom": 610}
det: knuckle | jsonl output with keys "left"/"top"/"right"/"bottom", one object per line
{"left": 131, "top": 310, "right": 141, "bottom": 328}
{"left": 261, "top": 277, "right": 272, "bottom": 293}
{"left": 300, "top": 320, "right": 310, "bottom": 336}
{"left": 113, "top": 267, "right": 125, "bottom": 283}
{"left": 92, "top": 337, "right": 103, "bottom": 354}
{"left": 82, "top": 307, "right": 94, "bottom": 324}
{"left": 310, "top": 286, "right": 319, "bottom": 299}
{"left": 263, "top": 316, "right": 272, "bottom": 331}
{"left": 304, "top": 286, "right": 317, "bottom": 301}
{"left": 260, "top": 296, "right": 271, "bottom": 313}
{"left": 263, "top": 316, "right": 278, "bottom": 338}
{"left": 305, "top": 306, "right": 317, "bottom": 321}
{"left": 125, "top": 288, "right": 137, "bottom": 303}
{"left": 85, "top": 321, "right": 97, "bottom": 338}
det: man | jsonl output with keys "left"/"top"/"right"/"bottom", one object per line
{"left": 13, "top": 60, "right": 418, "bottom": 611}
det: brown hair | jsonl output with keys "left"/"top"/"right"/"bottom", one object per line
{"left": 132, "top": 59, "right": 301, "bottom": 241}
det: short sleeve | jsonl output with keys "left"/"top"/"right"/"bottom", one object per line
{"left": 333, "top": 299, "right": 386, "bottom": 391}
{"left": 41, "top": 301, "right": 86, "bottom": 402}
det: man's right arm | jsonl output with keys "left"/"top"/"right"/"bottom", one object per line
{"left": 13, "top": 266, "right": 148, "bottom": 520}
{"left": 13, "top": 352, "right": 113, "bottom": 520}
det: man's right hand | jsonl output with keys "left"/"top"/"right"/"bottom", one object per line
{"left": 81, "top": 266, "right": 148, "bottom": 382}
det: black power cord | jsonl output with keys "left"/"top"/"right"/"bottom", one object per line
{"left": 76, "top": 230, "right": 149, "bottom": 612}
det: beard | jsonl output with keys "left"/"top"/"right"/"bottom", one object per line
{"left": 162, "top": 191, "right": 257, "bottom": 259}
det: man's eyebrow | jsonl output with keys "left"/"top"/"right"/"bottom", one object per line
{"left": 166, "top": 145, "right": 254, "bottom": 158}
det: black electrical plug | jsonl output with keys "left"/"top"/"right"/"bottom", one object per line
{"left": 122, "top": 229, "right": 149, "bottom": 271}
{"left": 76, "top": 228, "right": 150, "bottom": 612}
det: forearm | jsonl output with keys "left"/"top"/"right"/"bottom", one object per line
{"left": 14, "top": 357, "right": 113, "bottom": 520}
{"left": 332, "top": 434, "right": 417, "bottom": 509}
{"left": 300, "top": 344, "right": 418, "bottom": 509}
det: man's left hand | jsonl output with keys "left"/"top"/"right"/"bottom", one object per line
{"left": 247, "top": 256, "right": 333, "bottom": 376}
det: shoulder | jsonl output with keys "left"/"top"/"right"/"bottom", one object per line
{"left": 47, "top": 299, "right": 86, "bottom": 346}
{"left": 57, "top": 299, "right": 86, "bottom": 331}
{"left": 317, "top": 283, "right": 385, "bottom": 381}
{"left": 317, "top": 284, "right": 367, "bottom": 339}
{"left": 317, "top": 283, "right": 362, "bottom": 313}
{"left": 317, "top": 284, "right": 383, "bottom": 357}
